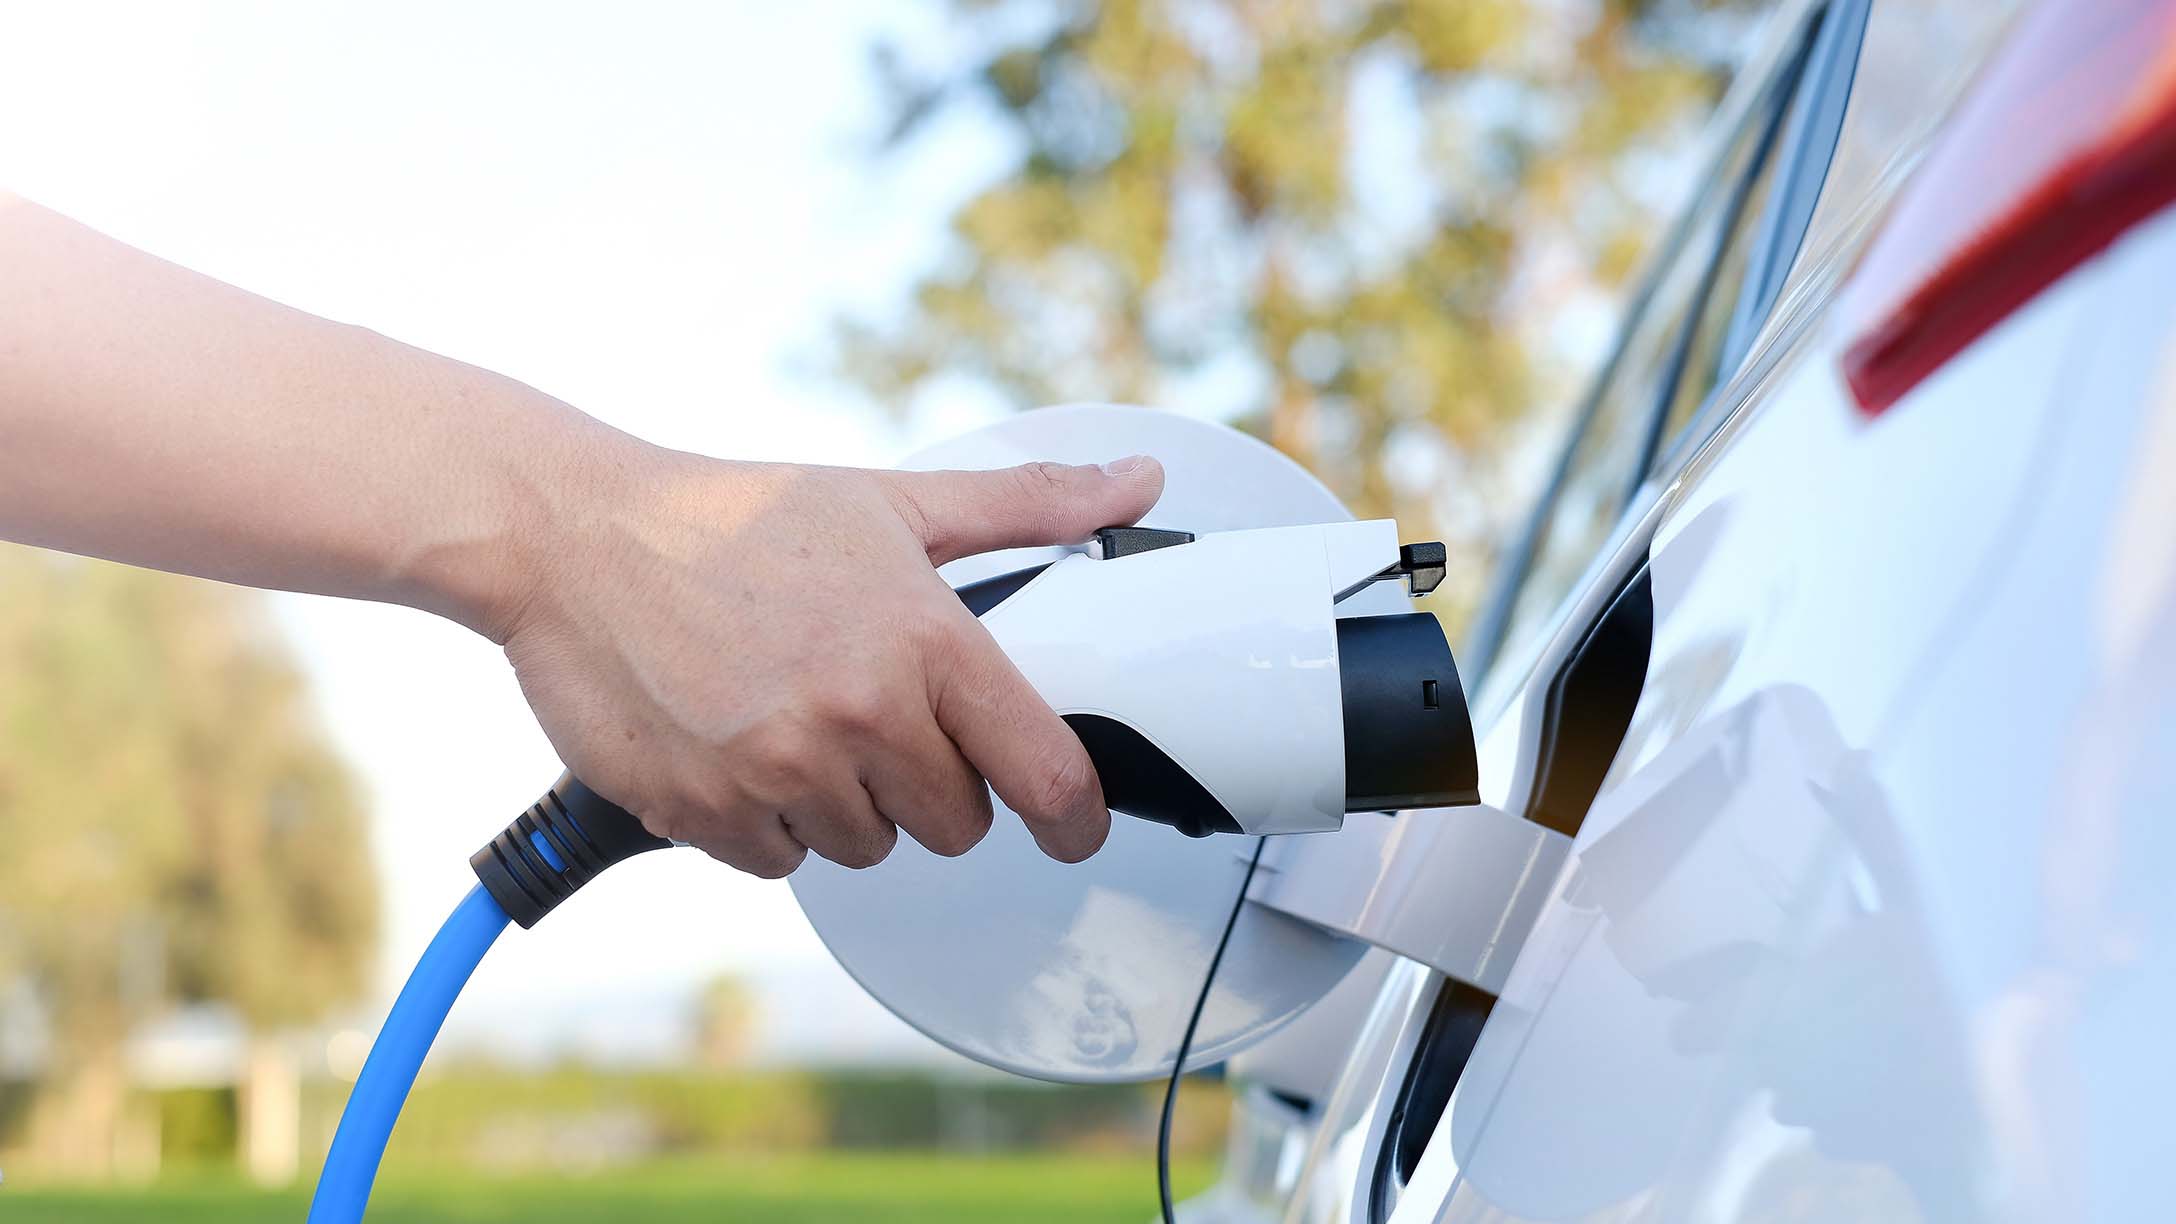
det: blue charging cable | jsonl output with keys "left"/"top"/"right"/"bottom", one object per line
{"left": 307, "top": 774, "right": 668, "bottom": 1222}
{"left": 306, "top": 768, "right": 1257, "bottom": 1222}
{"left": 307, "top": 884, "right": 509, "bottom": 1223}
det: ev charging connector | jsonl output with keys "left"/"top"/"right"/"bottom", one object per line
{"left": 955, "top": 518, "right": 1476, "bottom": 837}
{"left": 472, "top": 519, "right": 1479, "bottom": 928}
{"left": 312, "top": 514, "right": 1490, "bottom": 1224}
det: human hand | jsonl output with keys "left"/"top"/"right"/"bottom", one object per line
{"left": 489, "top": 441, "right": 1164, "bottom": 877}
{"left": 0, "top": 197, "right": 1152, "bottom": 877}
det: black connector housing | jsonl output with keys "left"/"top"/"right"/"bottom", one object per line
{"left": 1337, "top": 613, "right": 1480, "bottom": 811}
{"left": 471, "top": 773, "right": 669, "bottom": 928}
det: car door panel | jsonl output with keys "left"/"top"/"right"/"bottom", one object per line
{"left": 1400, "top": 175, "right": 2176, "bottom": 1224}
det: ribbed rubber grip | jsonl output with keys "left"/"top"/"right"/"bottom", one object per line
{"left": 470, "top": 773, "right": 670, "bottom": 928}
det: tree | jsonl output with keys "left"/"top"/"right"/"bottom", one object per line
{"left": 691, "top": 973, "right": 761, "bottom": 1070}
{"left": 838, "top": 0, "right": 1762, "bottom": 627}
{"left": 0, "top": 547, "right": 376, "bottom": 1179}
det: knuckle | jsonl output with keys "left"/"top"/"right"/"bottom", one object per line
{"left": 741, "top": 719, "right": 816, "bottom": 789}
{"left": 1026, "top": 747, "right": 1099, "bottom": 823}
{"left": 679, "top": 797, "right": 807, "bottom": 878}
{"left": 826, "top": 682, "right": 890, "bottom": 734}
{"left": 915, "top": 611, "right": 976, "bottom": 665}
{"left": 643, "top": 776, "right": 730, "bottom": 843}
{"left": 838, "top": 821, "right": 899, "bottom": 870}
{"left": 922, "top": 804, "right": 993, "bottom": 858}
{"left": 1018, "top": 460, "right": 1070, "bottom": 490}
{"left": 638, "top": 805, "right": 692, "bottom": 845}
{"left": 607, "top": 783, "right": 675, "bottom": 841}
{"left": 747, "top": 845, "right": 807, "bottom": 879}
{"left": 884, "top": 479, "right": 939, "bottom": 549}
{"left": 1009, "top": 461, "right": 1077, "bottom": 510}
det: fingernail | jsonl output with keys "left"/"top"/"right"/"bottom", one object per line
{"left": 1100, "top": 454, "right": 1148, "bottom": 476}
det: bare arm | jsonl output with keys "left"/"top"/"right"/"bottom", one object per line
{"left": 0, "top": 193, "right": 597, "bottom": 632}
{"left": 0, "top": 193, "right": 1162, "bottom": 871}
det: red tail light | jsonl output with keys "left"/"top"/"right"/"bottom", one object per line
{"left": 1842, "top": 0, "right": 2176, "bottom": 415}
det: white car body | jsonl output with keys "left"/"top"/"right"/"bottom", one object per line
{"left": 1191, "top": 0, "right": 2176, "bottom": 1220}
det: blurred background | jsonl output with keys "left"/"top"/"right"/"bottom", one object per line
{"left": 0, "top": 0, "right": 1765, "bottom": 1218}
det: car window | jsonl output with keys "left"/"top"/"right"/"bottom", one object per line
{"left": 1659, "top": 0, "right": 1872, "bottom": 475}
{"left": 1483, "top": 74, "right": 1796, "bottom": 676}
{"left": 1654, "top": 143, "right": 1785, "bottom": 450}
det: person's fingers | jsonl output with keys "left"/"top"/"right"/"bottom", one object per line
{"left": 685, "top": 808, "right": 810, "bottom": 880}
{"left": 880, "top": 456, "right": 1165, "bottom": 566}
{"left": 781, "top": 779, "right": 900, "bottom": 871}
{"left": 863, "top": 715, "right": 996, "bottom": 858}
{"left": 925, "top": 615, "right": 1110, "bottom": 862}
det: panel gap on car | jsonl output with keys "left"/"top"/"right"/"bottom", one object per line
{"left": 1369, "top": 978, "right": 1497, "bottom": 1221}
{"left": 1526, "top": 565, "right": 1655, "bottom": 836}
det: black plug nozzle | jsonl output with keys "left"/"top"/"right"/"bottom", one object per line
{"left": 1337, "top": 613, "right": 1479, "bottom": 811}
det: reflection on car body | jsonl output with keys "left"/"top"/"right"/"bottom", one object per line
{"left": 1186, "top": 0, "right": 2176, "bottom": 1220}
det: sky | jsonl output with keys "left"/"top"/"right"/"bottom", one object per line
{"left": 0, "top": 0, "right": 1020, "bottom": 1065}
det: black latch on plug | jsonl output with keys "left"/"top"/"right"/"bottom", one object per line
{"left": 1093, "top": 526, "right": 1196, "bottom": 558}
{"left": 1396, "top": 542, "right": 1447, "bottom": 596}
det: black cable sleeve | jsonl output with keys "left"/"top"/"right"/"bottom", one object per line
{"left": 471, "top": 772, "right": 670, "bottom": 928}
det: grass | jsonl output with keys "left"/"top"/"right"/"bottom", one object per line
{"left": 2, "top": 1152, "right": 1217, "bottom": 1223}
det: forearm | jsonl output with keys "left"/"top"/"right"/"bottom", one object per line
{"left": 0, "top": 194, "right": 1152, "bottom": 872}
{"left": 0, "top": 193, "right": 626, "bottom": 638}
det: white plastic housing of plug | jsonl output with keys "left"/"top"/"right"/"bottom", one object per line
{"left": 977, "top": 518, "right": 1402, "bottom": 836}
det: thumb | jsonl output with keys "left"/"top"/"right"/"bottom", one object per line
{"left": 883, "top": 455, "right": 1166, "bottom": 566}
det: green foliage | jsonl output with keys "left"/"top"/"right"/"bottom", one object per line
{"left": 358, "top": 1066, "right": 1218, "bottom": 1170}
{"left": 840, "top": 0, "right": 1762, "bottom": 626}
{"left": 0, "top": 547, "right": 376, "bottom": 1051}
{"left": 157, "top": 1087, "right": 239, "bottom": 1166}
{"left": 369, "top": 1068, "right": 825, "bottom": 1168}
{"left": 1, "top": 1153, "right": 1218, "bottom": 1223}
{"left": 806, "top": 1070, "right": 1154, "bottom": 1151}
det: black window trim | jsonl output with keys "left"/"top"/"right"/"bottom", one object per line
{"left": 1463, "top": 0, "right": 1863, "bottom": 684}
{"left": 1626, "top": 33, "right": 1810, "bottom": 495}
{"left": 1650, "top": 0, "right": 1873, "bottom": 483}
{"left": 1717, "top": 0, "right": 1874, "bottom": 381}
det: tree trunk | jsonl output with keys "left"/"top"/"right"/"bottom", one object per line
{"left": 27, "top": 1049, "right": 126, "bottom": 1178}
{"left": 1267, "top": 370, "right": 1317, "bottom": 468}
{"left": 238, "top": 1034, "right": 300, "bottom": 1186}
{"left": 113, "top": 1093, "right": 161, "bottom": 1183}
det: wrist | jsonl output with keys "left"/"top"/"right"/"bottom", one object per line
{"left": 389, "top": 371, "right": 649, "bottom": 645}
